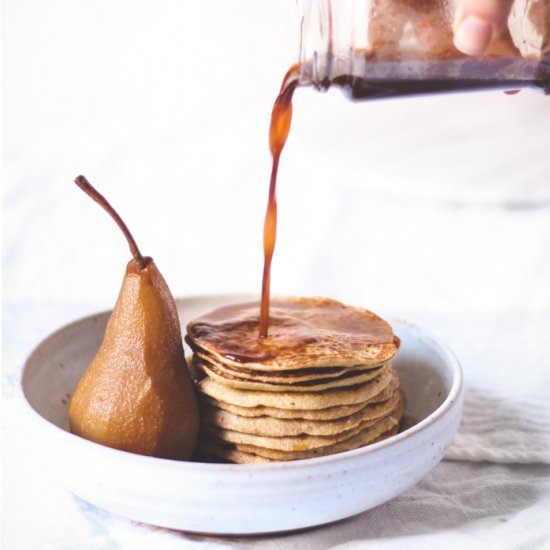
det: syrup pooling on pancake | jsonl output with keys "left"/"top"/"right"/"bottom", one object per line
{"left": 186, "top": 297, "right": 398, "bottom": 370}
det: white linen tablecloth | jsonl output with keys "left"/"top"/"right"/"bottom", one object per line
{"left": 3, "top": 1, "right": 550, "bottom": 548}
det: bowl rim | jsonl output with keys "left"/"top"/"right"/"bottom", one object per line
{"left": 18, "top": 295, "right": 463, "bottom": 474}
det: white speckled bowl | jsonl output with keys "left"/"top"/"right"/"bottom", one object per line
{"left": 20, "top": 295, "right": 463, "bottom": 535}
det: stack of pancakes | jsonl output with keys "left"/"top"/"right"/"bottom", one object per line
{"left": 186, "top": 297, "right": 405, "bottom": 464}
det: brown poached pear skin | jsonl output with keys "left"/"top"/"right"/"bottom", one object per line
{"left": 69, "top": 176, "right": 199, "bottom": 460}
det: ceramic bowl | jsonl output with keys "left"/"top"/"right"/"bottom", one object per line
{"left": 20, "top": 294, "right": 463, "bottom": 535}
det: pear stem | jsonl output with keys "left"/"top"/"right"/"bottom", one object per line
{"left": 74, "top": 175, "right": 146, "bottom": 270}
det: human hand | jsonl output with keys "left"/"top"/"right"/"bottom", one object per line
{"left": 453, "top": 0, "right": 514, "bottom": 55}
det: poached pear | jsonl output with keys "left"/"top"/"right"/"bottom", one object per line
{"left": 69, "top": 175, "right": 199, "bottom": 460}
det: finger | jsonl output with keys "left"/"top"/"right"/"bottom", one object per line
{"left": 453, "top": 0, "right": 514, "bottom": 55}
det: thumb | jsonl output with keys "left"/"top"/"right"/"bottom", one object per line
{"left": 453, "top": 0, "right": 514, "bottom": 55}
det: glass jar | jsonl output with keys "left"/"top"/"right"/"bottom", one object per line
{"left": 294, "top": 0, "right": 550, "bottom": 98}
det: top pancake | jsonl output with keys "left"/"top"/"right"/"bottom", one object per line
{"left": 186, "top": 297, "right": 399, "bottom": 371}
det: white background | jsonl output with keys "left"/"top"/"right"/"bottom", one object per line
{"left": 4, "top": 0, "right": 549, "bottom": 313}
{"left": 3, "top": 1, "right": 550, "bottom": 549}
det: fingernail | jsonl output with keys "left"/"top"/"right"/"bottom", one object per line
{"left": 454, "top": 15, "right": 493, "bottom": 56}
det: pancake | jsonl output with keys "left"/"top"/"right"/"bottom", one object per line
{"left": 197, "top": 360, "right": 386, "bottom": 392}
{"left": 197, "top": 367, "right": 393, "bottom": 410}
{"left": 204, "top": 393, "right": 402, "bottom": 452}
{"left": 198, "top": 440, "right": 276, "bottom": 464}
{"left": 199, "top": 425, "right": 401, "bottom": 464}
{"left": 201, "top": 372, "right": 399, "bottom": 420}
{"left": 203, "top": 396, "right": 365, "bottom": 421}
{"left": 203, "top": 415, "right": 379, "bottom": 451}
{"left": 192, "top": 351, "right": 384, "bottom": 383}
{"left": 233, "top": 402, "right": 404, "bottom": 461}
{"left": 187, "top": 297, "right": 406, "bottom": 464}
{"left": 186, "top": 297, "right": 399, "bottom": 371}
{"left": 201, "top": 389, "right": 401, "bottom": 437}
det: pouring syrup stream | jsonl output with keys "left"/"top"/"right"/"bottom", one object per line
{"left": 259, "top": 67, "right": 299, "bottom": 338}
